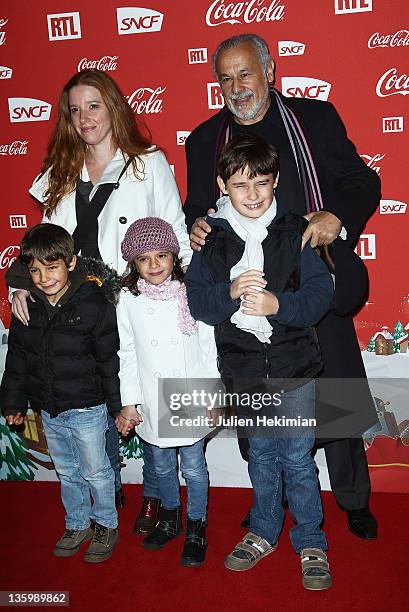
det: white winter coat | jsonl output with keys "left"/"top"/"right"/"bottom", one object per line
{"left": 29, "top": 149, "right": 191, "bottom": 275}
{"left": 117, "top": 289, "right": 220, "bottom": 447}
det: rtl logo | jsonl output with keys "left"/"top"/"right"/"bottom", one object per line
{"left": 379, "top": 200, "right": 407, "bottom": 215}
{"left": 8, "top": 98, "right": 52, "bottom": 123}
{"left": 207, "top": 83, "right": 224, "bottom": 109}
{"left": 360, "top": 153, "right": 384, "bottom": 175}
{"left": 47, "top": 12, "right": 81, "bottom": 41}
{"left": 176, "top": 131, "right": 191, "bottom": 146}
{"left": 9, "top": 215, "right": 27, "bottom": 229}
{"left": 278, "top": 41, "right": 305, "bottom": 57}
{"left": 117, "top": 7, "right": 163, "bottom": 34}
{"left": 355, "top": 235, "right": 376, "bottom": 260}
{"left": 188, "top": 48, "right": 208, "bottom": 64}
{"left": 382, "top": 117, "right": 404, "bottom": 133}
{"left": 0, "top": 65, "right": 12, "bottom": 79}
{"left": 281, "top": 77, "right": 331, "bottom": 101}
{"left": 334, "top": 0, "right": 372, "bottom": 14}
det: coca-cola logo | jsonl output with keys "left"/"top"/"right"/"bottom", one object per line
{"left": 126, "top": 86, "right": 165, "bottom": 114}
{"left": 78, "top": 56, "right": 118, "bottom": 72}
{"left": 0, "top": 141, "right": 28, "bottom": 156}
{"left": 206, "top": 0, "right": 284, "bottom": 27}
{"left": 0, "top": 246, "right": 20, "bottom": 270}
{"left": 368, "top": 30, "right": 409, "bottom": 49}
{"left": 376, "top": 68, "right": 409, "bottom": 98}
{"left": 360, "top": 153, "right": 385, "bottom": 176}
{"left": 0, "top": 18, "right": 8, "bottom": 47}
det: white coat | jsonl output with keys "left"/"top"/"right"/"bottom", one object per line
{"left": 29, "top": 149, "right": 191, "bottom": 275}
{"left": 117, "top": 288, "right": 220, "bottom": 448}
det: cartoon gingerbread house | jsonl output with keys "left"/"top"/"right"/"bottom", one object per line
{"left": 373, "top": 326, "right": 394, "bottom": 356}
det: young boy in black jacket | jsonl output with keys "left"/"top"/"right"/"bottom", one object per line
{"left": 185, "top": 134, "right": 334, "bottom": 590}
{"left": 0, "top": 223, "right": 121, "bottom": 563}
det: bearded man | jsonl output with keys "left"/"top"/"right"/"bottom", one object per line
{"left": 184, "top": 33, "right": 380, "bottom": 540}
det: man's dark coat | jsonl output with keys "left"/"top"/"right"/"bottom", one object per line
{"left": 184, "top": 94, "right": 381, "bottom": 509}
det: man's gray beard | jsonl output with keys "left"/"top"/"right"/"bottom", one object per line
{"left": 227, "top": 86, "right": 270, "bottom": 122}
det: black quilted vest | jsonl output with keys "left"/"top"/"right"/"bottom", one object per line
{"left": 202, "top": 212, "right": 322, "bottom": 382}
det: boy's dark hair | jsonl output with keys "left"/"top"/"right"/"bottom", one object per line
{"left": 20, "top": 223, "right": 75, "bottom": 267}
{"left": 121, "top": 255, "right": 185, "bottom": 296}
{"left": 217, "top": 133, "right": 279, "bottom": 184}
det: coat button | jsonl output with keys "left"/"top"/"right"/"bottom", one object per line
{"left": 154, "top": 371, "right": 161, "bottom": 378}
{"left": 151, "top": 339, "right": 158, "bottom": 346}
{"left": 171, "top": 338, "right": 179, "bottom": 345}
{"left": 147, "top": 308, "right": 154, "bottom": 315}
{"left": 119, "top": 216, "right": 127, "bottom": 224}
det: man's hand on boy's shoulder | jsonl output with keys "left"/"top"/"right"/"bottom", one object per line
{"left": 190, "top": 209, "right": 216, "bottom": 251}
{"left": 242, "top": 288, "right": 279, "bottom": 317}
{"left": 302, "top": 211, "right": 342, "bottom": 250}
{"left": 12, "top": 289, "right": 36, "bottom": 326}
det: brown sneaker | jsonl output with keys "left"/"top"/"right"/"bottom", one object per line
{"left": 54, "top": 527, "right": 93, "bottom": 557}
{"left": 83, "top": 523, "right": 119, "bottom": 563}
{"left": 133, "top": 497, "right": 160, "bottom": 535}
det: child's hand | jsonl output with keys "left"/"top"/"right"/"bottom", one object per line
{"left": 230, "top": 270, "right": 266, "bottom": 300}
{"left": 116, "top": 405, "right": 143, "bottom": 436}
{"left": 6, "top": 413, "right": 24, "bottom": 426}
{"left": 242, "top": 289, "right": 279, "bottom": 317}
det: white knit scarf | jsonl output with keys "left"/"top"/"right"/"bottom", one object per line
{"left": 210, "top": 195, "right": 277, "bottom": 343}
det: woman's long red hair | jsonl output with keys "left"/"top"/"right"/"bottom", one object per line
{"left": 41, "top": 69, "right": 154, "bottom": 217}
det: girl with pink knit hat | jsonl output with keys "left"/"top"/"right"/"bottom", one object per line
{"left": 116, "top": 216, "right": 219, "bottom": 567}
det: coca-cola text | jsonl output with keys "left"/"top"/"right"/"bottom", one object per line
{"left": 78, "top": 56, "right": 118, "bottom": 72}
{"left": 206, "top": 0, "right": 284, "bottom": 27}
{"left": 126, "top": 87, "right": 165, "bottom": 114}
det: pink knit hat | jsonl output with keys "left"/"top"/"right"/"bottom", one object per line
{"left": 121, "top": 217, "right": 180, "bottom": 262}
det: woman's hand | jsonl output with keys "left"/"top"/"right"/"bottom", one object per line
{"left": 6, "top": 413, "right": 25, "bottom": 426}
{"left": 12, "top": 289, "right": 33, "bottom": 326}
{"left": 189, "top": 209, "right": 216, "bottom": 251}
{"left": 115, "top": 405, "right": 143, "bottom": 436}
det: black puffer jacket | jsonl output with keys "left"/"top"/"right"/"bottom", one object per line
{"left": 1, "top": 258, "right": 121, "bottom": 417}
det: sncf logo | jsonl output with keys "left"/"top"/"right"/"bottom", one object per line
{"left": 117, "top": 7, "right": 163, "bottom": 34}
{"left": 379, "top": 200, "right": 407, "bottom": 215}
{"left": 278, "top": 41, "right": 305, "bottom": 57}
{"left": 176, "top": 131, "right": 191, "bottom": 146}
{"left": 334, "top": 0, "right": 372, "bottom": 14}
{"left": 207, "top": 83, "right": 224, "bottom": 109}
{"left": 355, "top": 235, "right": 376, "bottom": 260}
{"left": 8, "top": 98, "right": 52, "bottom": 123}
{"left": 281, "top": 77, "right": 331, "bottom": 101}
{"left": 47, "top": 12, "right": 81, "bottom": 41}
{"left": 0, "top": 65, "right": 12, "bottom": 79}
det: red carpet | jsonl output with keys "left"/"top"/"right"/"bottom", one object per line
{"left": 0, "top": 483, "right": 407, "bottom": 611}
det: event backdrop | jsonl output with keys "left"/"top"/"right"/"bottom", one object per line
{"left": 0, "top": 1, "right": 408, "bottom": 490}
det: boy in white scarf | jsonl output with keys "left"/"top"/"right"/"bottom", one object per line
{"left": 185, "top": 134, "right": 334, "bottom": 590}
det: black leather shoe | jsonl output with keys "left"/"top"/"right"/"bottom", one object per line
{"left": 181, "top": 518, "right": 207, "bottom": 567}
{"left": 115, "top": 487, "right": 126, "bottom": 509}
{"left": 347, "top": 508, "right": 377, "bottom": 539}
{"left": 142, "top": 506, "right": 182, "bottom": 550}
{"left": 241, "top": 510, "right": 250, "bottom": 529}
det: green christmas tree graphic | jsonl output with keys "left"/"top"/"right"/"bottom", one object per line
{"left": 367, "top": 335, "right": 376, "bottom": 352}
{"left": 392, "top": 321, "right": 406, "bottom": 353}
{"left": 120, "top": 431, "right": 143, "bottom": 460}
{"left": 0, "top": 416, "right": 37, "bottom": 481}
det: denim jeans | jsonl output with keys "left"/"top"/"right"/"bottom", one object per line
{"left": 142, "top": 441, "right": 160, "bottom": 499}
{"left": 150, "top": 439, "right": 208, "bottom": 520}
{"left": 247, "top": 381, "right": 327, "bottom": 553}
{"left": 42, "top": 404, "right": 118, "bottom": 530}
{"left": 106, "top": 412, "right": 121, "bottom": 491}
